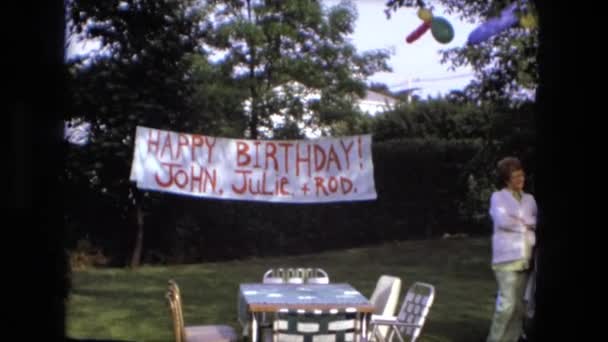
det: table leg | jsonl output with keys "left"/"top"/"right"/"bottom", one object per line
{"left": 361, "top": 313, "right": 368, "bottom": 342}
{"left": 251, "top": 313, "right": 258, "bottom": 342}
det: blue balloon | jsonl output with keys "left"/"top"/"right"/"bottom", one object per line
{"left": 467, "top": 2, "right": 519, "bottom": 45}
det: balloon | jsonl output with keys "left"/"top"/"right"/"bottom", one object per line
{"left": 467, "top": 2, "right": 519, "bottom": 45}
{"left": 467, "top": 18, "right": 504, "bottom": 45}
{"left": 406, "top": 21, "right": 431, "bottom": 43}
{"left": 430, "top": 17, "right": 454, "bottom": 44}
{"left": 520, "top": 13, "right": 537, "bottom": 29}
{"left": 417, "top": 8, "right": 433, "bottom": 22}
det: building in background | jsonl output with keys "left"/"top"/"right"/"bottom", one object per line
{"left": 356, "top": 90, "right": 398, "bottom": 116}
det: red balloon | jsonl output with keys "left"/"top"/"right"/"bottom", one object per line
{"left": 406, "top": 21, "right": 431, "bottom": 43}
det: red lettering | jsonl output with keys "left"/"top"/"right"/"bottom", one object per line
{"left": 191, "top": 135, "right": 205, "bottom": 162}
{"left": 154, "top": 162, "right": 181, "bottom": 188}
{"left": 161, "top": 132, "right": 174, "bottom": 159}
{"left": 311, "top": 176, "right": 354, "bottom": 196}
{"left": 296, "top": 143, "right": 311, "bottom": 177}
{"left": 154, "top": 162, "right": 217, "bottom": 193}
{"left": 279, "top": 143, "right": 293, "bottom": 173}
{"left": 177, "top": 134, "right": 189, "bottom": 159}
{"left": 326, "top": 145, "right": 342, "bottom": 172}
{"left": 261, "top": 172, "right": 273, "bottom": 195}
{"left": 205, "top": 137, "right": 216, "bottom": 163}
{"left": 237, "top": 142, "right": 251, "bottom": 167}
{"left": 147, "top": 129, "right": 160, "bottom": 157}
{"left": 174, "top": 170, "right": 188, "bottom": 189}
{"left": 232, "top": 171, "right": 287, "bottom": 196}
{"left": 280, "top": 177, "right": 290, "bottom": 196}
{"left": 232, "top": 170, "right": 251, "bottom": 194}
{"left": 254, "top": 141, "right": 261, "bottom": 168}
{"left": 313, "top": 144, "right": 326, "bottom": 172}
{"left": 265, "top": 142, "right": 278, "bottom": 171}
{"left": 301, "top": 182, "right": 310, "bottom": 195}
{"left": 340, "top": 140, "right": 354, "bottom": 170}
{"left": 341, "top": 177, "right": 353, "bottom": 194}
{"left": 315, "top": 177, "right": 328, "bottom": 196}
{"left": 328, "top": 177, "right": 338, "bottom": 193}
{"left": 191, "top": 165, "right": 204, "bottom": 193}
{"left": 248, "top": 177, "right": 260, "bottom": 195}
{"left": 204, "top": 168, "right": 217, "bottom": 193}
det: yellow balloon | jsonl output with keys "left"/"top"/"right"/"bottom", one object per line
{"left": 520, "top": 13, "right": 537, "bottom": 29}
{"left": 418, "top": 8, "right": 433, "bottom": 22}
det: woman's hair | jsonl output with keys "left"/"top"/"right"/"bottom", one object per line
{"left": 497, "top": 157, "right": 523, "bottom": 186}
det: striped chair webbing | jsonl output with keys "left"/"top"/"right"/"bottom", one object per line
{"left": 396, "top": 290, "right": 433, "bottom": 338}
{"left": 262, "top": 268, "right": 330, "bottom": 285}
{"left": 273, "top": 308, "right": 360, "bottom": 342}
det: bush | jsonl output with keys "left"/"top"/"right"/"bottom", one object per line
{"left": 68, "top": 239, "right": 110, "bottom": 270}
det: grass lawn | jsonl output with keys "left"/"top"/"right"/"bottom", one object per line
{"left": 67, "top": 236, "right": 497, "bottom": 342}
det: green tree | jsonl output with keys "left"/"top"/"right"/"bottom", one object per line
{"left": 204, "top": 0, "right": 391, "bottom": 139}
{"left": 456, "top": 101, "right": 536, "bottom": 224}
{"left": 383, "top": 1, "right": 539, "bottom": 226}
{"left": 66, "top": 0, "right": 215, "bottom": 267}
{"left": 371, "top": 98, "right": 493, "bottom": 142}
{"left": 385, "top": 0, "right": 538, "bottom": 105}
{"left": 368, "top": 96, "right": 536, "bottom": 226}
{"left": 185, "top": 53, "right": 249, "bottom": 137}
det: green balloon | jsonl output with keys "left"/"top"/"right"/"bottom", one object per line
{"left": 431, "top": 16, "right": 454, "bottom": 44}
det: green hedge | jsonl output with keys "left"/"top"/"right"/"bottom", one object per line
{"left": 140, "top": 138, "right": 483, "bottom": 263}
{"left": 67, "top": 138, "right": 484, "bottom": 265}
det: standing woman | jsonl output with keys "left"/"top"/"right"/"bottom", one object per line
{"left": 487, "top": 157, "right": 537, "bottom": 342}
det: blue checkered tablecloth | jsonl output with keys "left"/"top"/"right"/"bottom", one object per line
{"left": 238, "top": 283, "right": 371, "bottom": 327}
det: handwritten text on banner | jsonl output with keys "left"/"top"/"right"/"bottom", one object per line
{"left": 129, "top": 126, "right": 376, "bottom": 203}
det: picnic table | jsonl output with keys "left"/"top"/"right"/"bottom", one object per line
{"left": 238, "top": 283, "right": 375, "bottom": 342}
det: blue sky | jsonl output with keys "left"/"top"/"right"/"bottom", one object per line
{"left": 67, "top": 1, "right": 481, "bottom": 99}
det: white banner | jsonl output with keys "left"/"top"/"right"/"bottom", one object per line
{"left": 129, "top": 126, "right": 377, "bottom": 203}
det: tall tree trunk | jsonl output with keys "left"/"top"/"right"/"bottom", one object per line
{"left": 249, "top": 93, "right": 259, "bottom": 139}
{"left": 130, "top": 200, "right": 145, "bottom": 268}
